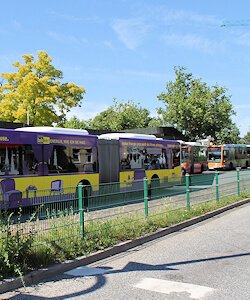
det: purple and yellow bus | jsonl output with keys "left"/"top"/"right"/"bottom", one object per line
{"left": 98, "top": 133, "right": 181, "bottom": 191}
{"left": 0, "top": 127, "right": 99, "bottom": 208}
{"left": 0, "top": 128, "right": 181, "bottom": 208}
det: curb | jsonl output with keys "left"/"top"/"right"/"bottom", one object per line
{"left": 1, "top": 198, "right": 249, "bottom": 294}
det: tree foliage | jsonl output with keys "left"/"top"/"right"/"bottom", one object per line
{"left": 87, "top": 99, "right": 152, "bottom": 131}
{"left": 157, "top": 66, "right": 238, "bottom": 142}
{"left": 241, "top": 128, "right": 250, "bottom": 144}
{"left": 215, "top": 122, "right": 241, "bottom": 144}
{"left": 63, "top": 115, "right": 87, "bottom": 129}
{"left": 0, "top": 51, "right": 85, "bottom": 126}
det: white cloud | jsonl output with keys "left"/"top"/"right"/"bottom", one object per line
{"left": 122, "top": 69, "right": 172, "bottom": 82}
{"left": 47, "top": 31, "right": 88, "bottom": 45}
{"left": 133, "top": 4, "right": 221, "bottom": 28}
{"left": 162, "top": 33, "right": 224, "bottom": 53}
{"left": 49, "top": 11, "right": 102, "bottom": 24}
{"left": 233, "top": 32, "right": 250, "bottom": 47}
{"left": 66, "top": 102, "right": 109, "bottom": 120}
{"left": 47, "top": 31, "right": 63, "bottom": 43}
{"left": 49, "top": 11, "right": 83, "bottom": 22}
{"left": 110, "top": 7, "right": 221, "bottom": 51}
{"left": 111, "top": 18, "right": 151, "bottom": 50}
{"left": 160, "top": 9, "right": 221, "bottom": 27}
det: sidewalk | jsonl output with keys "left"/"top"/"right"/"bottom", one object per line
{"left": 1, "top": 197, "right": 249, "bottom": 294}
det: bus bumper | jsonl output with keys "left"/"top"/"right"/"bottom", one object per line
{"left": 208, "top": 163, "right": 225, "bottom": 170}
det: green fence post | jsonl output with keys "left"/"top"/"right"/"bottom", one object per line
{"left": 237, "top": 168, "right": 240, "bottom": 197}
{"left": 215, "top": 171, "right": 219, "bottom": 203}
{"left": 78, "top": 183, "right": 84, "bottom": 238}
{"left": 186, "top": 174, "right": 190, "bottom": 211}
{"left": 143, "top": 177, "right": 148, "bottom": 218}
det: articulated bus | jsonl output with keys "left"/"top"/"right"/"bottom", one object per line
{"left": 98, "top": 133, "right": 181, "bottom": 192}
{"left": 0, "top": 128, "right": 181, "bottom": 209}
{"left": 180, "top": 141, "right": 208, "bottom": 174}
{"left": 207, "top": 144, "right": 250, "bottom": 170}
{"left": 0, "top": 127, "right": 99, "bottom": 209}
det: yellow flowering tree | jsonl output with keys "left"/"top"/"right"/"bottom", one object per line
{"left": 0, "top": 51, "right": 85, "bottom": 126}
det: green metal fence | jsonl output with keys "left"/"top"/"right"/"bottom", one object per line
{"left": 1, "top": 169, "right": 250, "bottom": 249}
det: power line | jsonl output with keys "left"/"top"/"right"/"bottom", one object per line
{"left": 221, "top": 20, "right": 250, "bottom": 27}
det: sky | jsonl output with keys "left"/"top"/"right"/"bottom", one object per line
{"left": 0, "top": 0, "right": 250, "bottom": 137}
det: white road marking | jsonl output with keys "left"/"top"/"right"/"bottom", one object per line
{"left": 134, "top": 277, "right": 214, "bottom": 299}
{"left": 65, "top": 266, "right": 108, "bottom": 276}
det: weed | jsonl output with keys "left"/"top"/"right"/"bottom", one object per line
{"left": 0, "top": 189, "right": 249, "bottom": 281}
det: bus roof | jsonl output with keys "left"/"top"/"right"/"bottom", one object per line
{"left": 184, "top": 141, "right": 203, "bottom": 146}
{"left": 179, "top": 141, "right": 204, "bottom": 147}
{"left": 15, "top": 126, "right": 89, "bottom": 135}
{"left": 98, "top": 132, "right": 157, "bottom": 140}
{"left": 208, "top": 144, "right": 247, "bottom": 147}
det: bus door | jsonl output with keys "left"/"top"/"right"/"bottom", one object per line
{"left": 181, "top": 146, "right": 192, "bottom": 174}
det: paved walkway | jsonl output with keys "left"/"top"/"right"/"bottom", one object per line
{"left": 1, "top": 199, "right": 249, "bottom": 299}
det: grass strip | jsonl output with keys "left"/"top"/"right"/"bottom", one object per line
{"left": 0, "top": 190, "right": 249, "bottom": 281}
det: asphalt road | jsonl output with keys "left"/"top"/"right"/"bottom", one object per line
{"left": 2, "top": 202, "right": 249, "bottom": 300}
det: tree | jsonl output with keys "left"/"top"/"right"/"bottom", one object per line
{"left": 148, "top": 116, "right": 165, "bottom": 127}
{"left": 63, "top": 115, "right": 87, "bottom": 129}
{"left": 0, "top": 51, "right": 85, "bottom": 126}
{"left": 87, "top": 99, "right": 152, "bottom": 131}
{"left": 242, "top": 128, "right": 250, "bottom": 144}
{"left": 157, "top": 66, "right": 239, "bottom": 142}
{"left": 216, "top": 122, "right": 241, "bottom": 144}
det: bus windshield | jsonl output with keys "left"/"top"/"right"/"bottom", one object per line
{"left": 208, "top": 148, "right": 222, "bottom": 162}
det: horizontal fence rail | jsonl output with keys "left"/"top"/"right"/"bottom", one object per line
{"left": 1, "top": 169, "right": 250, "bottom": 251}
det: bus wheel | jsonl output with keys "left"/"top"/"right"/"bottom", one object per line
{"left": 229, "top": 162, "right": 233, "bottom": 170}
{"left": 76, "top": 180, "right": 92, "bottom": 209}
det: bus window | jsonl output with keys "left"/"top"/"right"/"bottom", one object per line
{"left": 247, "top": 146, "right": 250, "bottom": 157}
{"left": 193, "top": 147, "right": 200, "bottom": 162}
{"left": 223, "top": 150, "right": 229, "bottom": 160}
{"left": 235, "top": 148, "right": 245, "bottom": 159}
{"left": 150, "top": 155, "right": 161, "bottom": 170}
{"left": 120, "top": 147, "right": 142, "bottom": 170}
{"left": 120, "top": 146, "right": 168, "bottom": 170}
{"left": 0, "top": 145, "right": 22, "bottom": 176}
{"left": 48, "top": 146, "right": 96, "bottom": 174}
{"left": 172, "top": 149, "right": 180, "bottom": 167}
{"left": 181, "top": 147, "right": 189, "bottom": 162}
{"left": 23, "top": 145, "right": 39, "bottom": 174}
{"left": 208, "top": 148, "right": 221, "bottom": 162}
{"left": 48, "top": 146, "right": 70, "bottom": 173}
{"left": 147, "top": 148, "right": 164, "bottom": 170}
{"left": 159, "top": 149, "right": 168, "bottom": 169}
{"left": 73, "top": 148, "right": 81, "bottom": 163}
{"left": 143, "top": 152, "right": 150, "bottom": 170}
